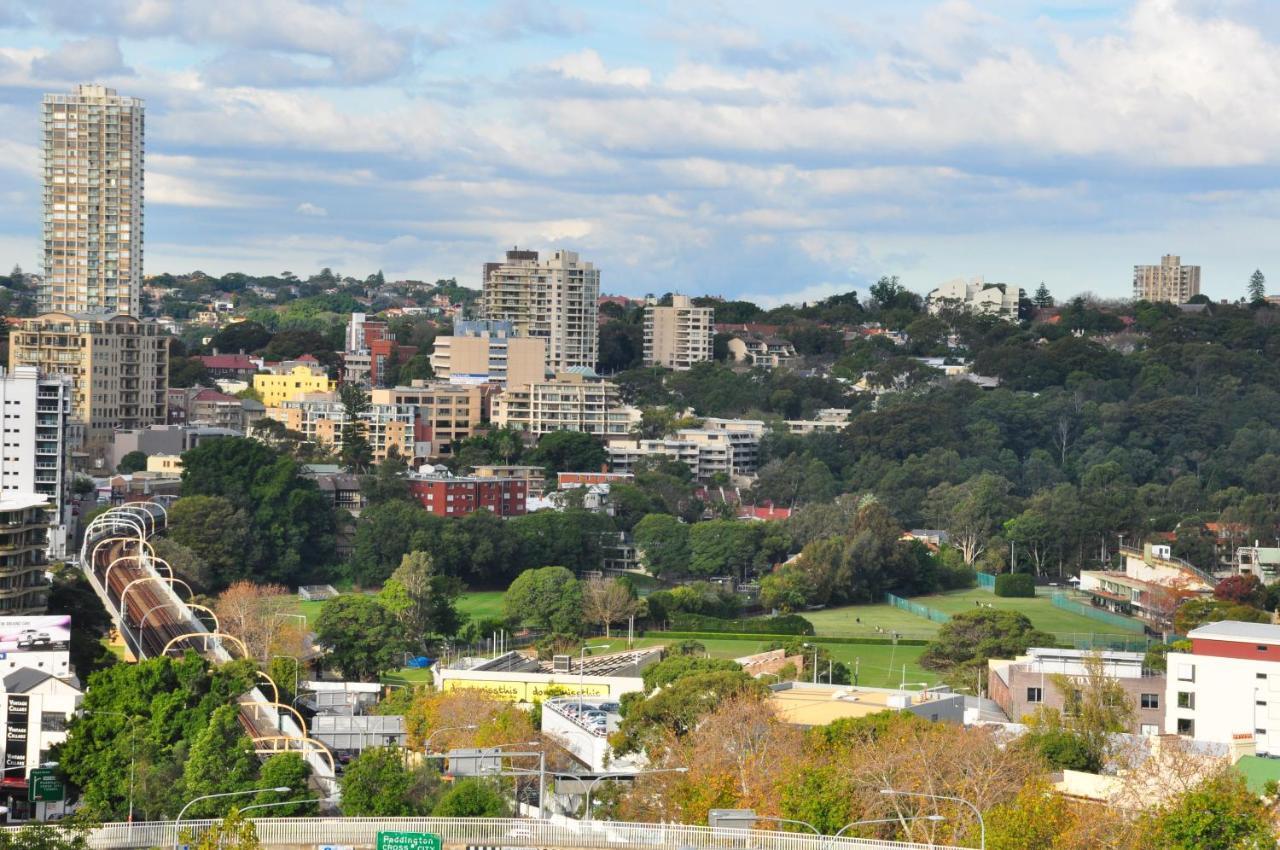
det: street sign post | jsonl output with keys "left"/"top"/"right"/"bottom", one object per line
{"left": 376, "top": 832, "right": 443, "bottom": 850}
{"left": 28, "top": 768, "right": 63, "bottom": 803}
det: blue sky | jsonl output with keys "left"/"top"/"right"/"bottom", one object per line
{"left": 1, "top": 0, "right": 1278, "bottom": 304}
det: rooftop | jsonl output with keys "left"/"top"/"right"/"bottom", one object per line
{"left": 1187, "top": 620, "right": 1280, "bottom": 643}
{"left": 766, "top": 682, "right": 955, "bottom": 725}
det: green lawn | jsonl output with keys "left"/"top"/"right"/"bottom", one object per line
{"left": 456, "top": 590, "right": 506, "bottom": 621}
{"left": 580, "top": 636, "right": 936, "bottom": 689}
{"left": 912, "top": 588, "right": 1132, "bottom": 638}
{"left": 803, "top": 603, "right": 941, "bottom": 640}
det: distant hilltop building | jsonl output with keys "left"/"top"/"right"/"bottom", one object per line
{"left": 925, "top": 277, "right": 1021, "bottom": 318}
{"left": 1134, "top": 254, "right": 1200, "bottom": 304}
{"left": 643, "top": 294, "right": 714, "bottom": 371}
{"left": 481, "top": 248, "right": 599, "bottom": 372}
{"left": 41, "top": 84, "right": 144, "bottom": 317}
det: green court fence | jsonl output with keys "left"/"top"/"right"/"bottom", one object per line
{"left": 1050, "top": 592, "right": 1146, "bottom": 634}
{"left": 975, "top": 572, "right": 996, "bottom": 591}
{"left": 1058, "top": 633, "right": 1155, "bottom": 653}
{"left": 885, "top": 593, "right": 951, "bottom": 624}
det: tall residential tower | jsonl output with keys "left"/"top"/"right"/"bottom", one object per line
{"left": 40, "top": 84, "right": 144, "bottom": 317}
{"left": 1133, "top": 254, "right": 1200, "bottom": 304}
{"left": 481, "top": 248, "right": 599, "bottom": 371}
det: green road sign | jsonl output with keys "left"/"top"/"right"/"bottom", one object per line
{"left": 28, "top": 768, "right": 64, "bottom": 803}
{"left": 377, "top": 832, "right": 442, "bottom": 850}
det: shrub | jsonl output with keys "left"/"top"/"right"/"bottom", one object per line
{"left": 669, "top": 613, "right": 815, "bottom": 635}
{"left": 994, "top": 573, "right": 1035, "bottom": 598}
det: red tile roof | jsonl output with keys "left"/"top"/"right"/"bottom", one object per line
{"left": 195, "top": 354, "right": 255, "bottom": 370}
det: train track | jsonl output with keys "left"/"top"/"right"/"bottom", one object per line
{"left": 78, "top": 503, "right": 338, "bottom": 792}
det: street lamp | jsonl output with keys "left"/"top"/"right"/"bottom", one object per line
{"left": 826, "top": 814, "right": 945, "bottom": 846}
{"left": 424, "top": 724, "right": 478, "bottom": 753}
{"left": 583, "top": 767, "right": 689, "bottom": 816}
{"left": 747, "top": 815, "right": 820, "bottom": 835}
{"left": 238, "top": 797, "right": 322, "bottom": 816}
{"left": 578, "top": 644, "right": 609, "bottom": 713}
{"left": 802, "top": 643, "right": 819, "bottom": 683}
{"left": 174, "top": 787, "right": 290, "bottom": 849}
{"left": 880, "top": 789, "right": 984, "bottom": 850}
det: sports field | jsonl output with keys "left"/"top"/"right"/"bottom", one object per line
{"left": 288, "top": 588, "right": 507, "bottom": 627}
{"left": 910, "top": 588, "right": 1122, "bottom": 637}
{"left": 584, "top": 636, "right": 936, "bottom": 688}
{"left": 802, "top": 603, "right": 939, "bottom": 639}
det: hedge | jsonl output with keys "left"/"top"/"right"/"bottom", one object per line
{"left": 642, "top": 630, "right": 931, "bottom": 647}
{"left": 995, "top": 573, "right": 1036, "bottom": 598}
{"left": 669, "top": 613, "right": 815, "bottom": 635}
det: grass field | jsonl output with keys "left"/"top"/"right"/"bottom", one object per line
{"left": 456, "top": 590, "right": 506, "bottom": 621}
{"left": 802, "top": 603, "right": 940, "bottom": 639}
{"left": 912, "top": 588, "right": 1124, "bottom": 637}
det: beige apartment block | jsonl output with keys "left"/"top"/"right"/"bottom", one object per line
{"left": 1134, "top": 255, "right": 1201, "bottom": 304}
{"left": 9, "top": 312, "right": 167, "bottom": 454}
{"left": 481, "top": 248, "right": 600, "bottom": 371}
{"left": 492, "top": 370, "right": 638, "bottom": 437}
{"left": 41, "top": 85, "right": 144, "bottom": 317}
{"left": 269, "top": 392, "right": 418, "bottom": 462}
{"left": 370, "top": 382, "right": 491, "bottom": 457}
{"left": 644, "top": 294, "right": 714, "bottom": 370}
{"left": 430, "top": 320, "right": 547, "bottom": 388}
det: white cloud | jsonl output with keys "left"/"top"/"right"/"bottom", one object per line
{"left": 546, "top": 49, "right": 650, "bottom": 87}
{"left": 147, "top": 171, "right": 245, "bottom": 207}
{"left": 295, "top": 202, "right": 327, "bottom": 217}
{"left": 30, "top": 36, "right": 131, "bottom": 79}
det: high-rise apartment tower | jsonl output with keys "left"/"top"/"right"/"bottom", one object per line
{"left": 644, "top": 294, "right": 714, "bottom": 370}
{"left": 481, "top": 248, "right": 599, "bottom": 371}
{"left": 40, "top": 84, "right": 144, "bottom": 317}
{"left": 1133, "top": 255, "right": 1200, "bottom": 304}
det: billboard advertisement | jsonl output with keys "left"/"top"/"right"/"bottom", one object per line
{"left": 0, "top": 616, "right": 70, "bottom": 653}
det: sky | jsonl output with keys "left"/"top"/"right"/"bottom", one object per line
{"left": 1, "top": 0, "right": 1279, "bottom": 305}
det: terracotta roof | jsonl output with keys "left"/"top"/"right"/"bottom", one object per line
{"left": 192, "top": 388, "right": 239, "bottom": 403}
{"left": 195, "top": 354, "right": 255, "bottom": 370}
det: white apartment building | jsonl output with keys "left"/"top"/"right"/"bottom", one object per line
{"left": 644, "top": 294, "right": 714, "bottom": 370}
{"left": 429, "top": 320, "right": 547, "bottom": 388}
{"left": 785, "top": 408, "right": 852, "bottom": 435}
{"left": 606, "top": 427, "right": 761, "bottom": 482}
{"left": 482, "top": 248, "right": 600, "bottom": 371}
{"left": 1165, "top": 621, "right": 1280, "bottom": 755}
{"left": 926, "top": 277, "right": 1021, "bottom": 318}
{"left": 0, "top": 369, "right": 71, "bottom": 557}
{"left": 268, "top": 393, "right": 421, "bottom": 462}
{"left": 41, "top": 85, "right": 144, "bottom": 317}
{"left": 1134, "top": 255, "right": 1200, "bottom": 304}
{"left": 492, "top": 370, "right": 639, "bottom": 437}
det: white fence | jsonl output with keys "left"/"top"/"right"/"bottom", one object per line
{"left": 0, "top": 817, "right": 967, "bottom": 850}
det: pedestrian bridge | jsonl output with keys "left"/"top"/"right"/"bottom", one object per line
{"left": 1, "top": 817, "right": 967, "bottom": 850}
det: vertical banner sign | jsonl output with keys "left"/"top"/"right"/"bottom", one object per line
{"left": 5, "top": 695, "right": 28, "bottom": 771}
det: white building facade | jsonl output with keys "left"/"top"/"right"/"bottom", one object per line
{"left": 925, "top": 277, "right": 1021, "bottom": 318}
{"left": 644, "top": 294, "right": 714, "bottom": 370}
{"left": 482, "top": 248, "right": 600, "bottom": 372}
{"left": 0, "top": 368, "right": 71, "bottom": 557}
{"left": 1165, "top": 621, "right": 1280, "bottom": 755}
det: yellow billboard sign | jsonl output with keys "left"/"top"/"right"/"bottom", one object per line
{"left": 442, "top": 676, "right": 612, "bottom": 703}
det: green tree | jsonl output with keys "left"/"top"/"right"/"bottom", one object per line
{"left": 378, "top": 551, "right": 464, "bottom": 647}
{"left": 527, "top": 430, "right": 606, "bottom": 474}
{"left": 431, "top": 778, "right": 509, "bottom": 817}
{"left": 1248, "top": 269, "right": 1267, "bottom": 305}
{"left": 920, "top": 609, "right": 1054, "bottom": 691}
{"left": 689, "top": 519, "right": 760, "bottom": 578}
{"left": 117, "top": 450, "right": 149, "bottom": 474}
{"left": 613, "top": 670, "right": 766, "bottom": 754}
{"left": 1141, "top": 772, "right": 1275, "bottom": 850}
{"left": 925, "top": 473, "right": 1017, "bottom": 567}
{"left": 1025, "top": 653, "right": 1135, "bottom": 769}
{"left": 253, "top": 753, "right": 315, "bottom": 814}
{"left": 1174, "top": 598, "right": 1270, "bottom": 634}
{"left": 167, "top": 495, "right": 253, "bottom": 591}
{"left": 395, "top": 353, "right": 435, "bottom": 384}
{"left": 315, "top": 595, "right": 411, "bottom": 681}
{"left": 339, "top": 383, "right": 374, "bottom": 472}
{"left": 340, "top": 746, "right": 433, "bottom": 816}
{"left": 362, "top": 447, "right": 411, "bottom": 505}
{"left": 0, "top": 823, "right": 89, "bottom": 850}
{"left": 632, "top": 514, "right": 691, "bottom": 578}
{"left": 1032, "top": 282, "right": 1054, "bottom": 309}
{"left": 182, "top": 704, "right": 259, "bottom": 815}
{"left": 185, "top": 807, "right": 261, "bottom": 850}
{"left": 503, "top": 566, "right": 583, "bottom": 634}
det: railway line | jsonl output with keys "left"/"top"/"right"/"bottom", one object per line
{"left": 78, "top": 503, "right": 338, "bottom": 794}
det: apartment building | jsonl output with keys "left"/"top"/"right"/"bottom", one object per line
{"left": 41, "top": 85, "right": 144, "bottom": 317}
{"left": 988, "top": 648, "right": 1166, "bottom": 734}
{"left": 926, "top": 277, "right": 1021, "bottom": 318}
{"left": 267, "top": 393, "right": 421, "bottom": 462}
{"left": 370, "top": 382, "right": 491, "bottom": 458}
{"left": 429, "top": 320, "right": 547, "bottom": 388}
{"left": 482, "top": 248, "right": 600, "bottom": 371}
{"left": 342, "top": 312, "right": 415, "bottom": 387}
{"left": 1134, "top": 255, "right": 1201, "bottom": 304}
{"left": 0, "top": 497, "right": 53, "bottom": 615}
{"left": 785, "top": 408, "right": 852, "bottom": 435}
{"left": 1079, "top": 543, "right": 1214, "bottom": 628}
{"left": 606, "top": 427, "right": 761, "bottom": 482}
{"left": 166, "top": 387, "right": 257, "bottom": 431}
{"left": 8, "top": 313, "right": 168, "bottom": 455}
{"left": 253, "top": 363, "right": 336, "bottom": 407}
{"left": 471, "top": 465, "right": 547, "bottom": 498}
{"left": 407, "top": 471, "right": 527, "bottom": 517}
{"left": 726, "top": 333, "right": 798, "bottom": 369}
{"left": 491, "top": 370, "right": 639, "bottom": 437}
{"left": 643, "top": 294, "right": 714, "bottom": 370}
{"left": 1165, "top": 621, "right": 1280, "bottom": 754}
{"left": 0, "top": 368, "right": 71, "bottom": 557}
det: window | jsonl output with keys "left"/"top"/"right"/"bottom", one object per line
{"left": 1026, "top": 687, "right": 1043, "bottom": 703}
{"left": 1141, "top": 693, "right": 1159, "bottom": 709}
{"left": 39, "top": 712, "right": 66, "bottom": 733}
{"left": 1177, "top": 663, "right": 1195, "bottom": 682}
{"left": 1140, "top": 724, "right": 1158, "bottom": 736}
{"left": 1177, "top": 718, "right": 1195, "bottom": 736}
{"left": 1177, "top": 691, "right": 1195, "bottom": 710}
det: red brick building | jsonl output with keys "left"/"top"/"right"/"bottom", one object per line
{"left": 407, "top": 473, "right": 527, "bottom": 517}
